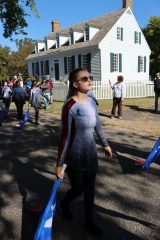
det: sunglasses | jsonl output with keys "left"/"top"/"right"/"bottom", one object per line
{"left": 76, "top": 75, "right": 93, "bottom": 82}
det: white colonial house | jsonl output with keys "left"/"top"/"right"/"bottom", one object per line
{"left": 26, "top": 0, "right": 151, "bottom": 84}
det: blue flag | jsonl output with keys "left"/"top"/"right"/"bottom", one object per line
{"left": 142, "top": 138, "right": 160, "bottom": 169}
{"left": 34, "top": 179, "right": 61, "bottom": 240}
{"left": 21, "top": 108, "right": 30, "bottom": 127}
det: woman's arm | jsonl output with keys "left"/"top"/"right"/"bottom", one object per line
{"left": 56, "top": 100, "right": 75, "bottom": 177}
{"left": 94, "top": 106, "right": 112, "bottom": 159}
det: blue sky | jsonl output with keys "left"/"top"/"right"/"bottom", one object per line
{"left": 0, "top": 0, "right": 160, "bottom": 51}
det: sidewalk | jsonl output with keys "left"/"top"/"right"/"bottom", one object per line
{"left": 0, "top": 106, "right": 160, "bottom": 240}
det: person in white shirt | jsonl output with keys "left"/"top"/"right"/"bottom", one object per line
{"left": 110, "top": 75, "right": 126, "bottom": 119}
{"left": 1, "top": 81, "right": 12, "bottom": 113}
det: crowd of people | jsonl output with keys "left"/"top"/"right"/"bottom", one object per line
{"left": 0, "top": 74, "right": 53, "bottom": 127}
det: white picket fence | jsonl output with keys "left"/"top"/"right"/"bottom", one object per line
{"left": 53, "top": 81, "right": 154, "bottom": 101}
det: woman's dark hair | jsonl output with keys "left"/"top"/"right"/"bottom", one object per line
{"left": 32, "top": 80, "right": 37, "bottom": 88}
{"left": 117, "top": 75, "right": 123, "bottom": 82}
{"left": 16, "top": 81, "right": 21, "bottom": 87}
{"left": 66, "top": 68, "right": 88, "bottom": 99}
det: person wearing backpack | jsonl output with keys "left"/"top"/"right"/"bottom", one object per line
{"left": 154, "top": 72, "right": 160, "bottom": 113}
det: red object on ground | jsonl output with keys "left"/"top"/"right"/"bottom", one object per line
{"left": 135, "top": 159, "right": 144, "bottom": 165}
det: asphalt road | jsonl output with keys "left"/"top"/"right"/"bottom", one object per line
{"left": 0, "top": 106, "right": 160, "bottom": 240}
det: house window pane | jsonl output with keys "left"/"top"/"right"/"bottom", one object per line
{"left": 138, "top": 56, "right": 144, "bottom": 72}
{"left": 117, "top": 27, "right": 123, "bottom": 40}
{"left": 44, "top": 60, "right": 49, "bottom": 75}
{"left": 113, "top": 54, "right": 119, "bottom": 72}
{"left": 110, "top": 53, "right": 122, "bottom": 72}
{"left": 135, "top": 31, "right": 141, "bottom": 44}
{"left": 85, "top": 27, "right": 89, "bottom": 41}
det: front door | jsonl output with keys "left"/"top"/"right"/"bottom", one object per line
{"left": 54, "top": 62, "right": 59, "bottom": 80}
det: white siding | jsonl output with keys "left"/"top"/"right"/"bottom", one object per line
{"left": 99, "top": 8, "right": 151, "bottom": 83}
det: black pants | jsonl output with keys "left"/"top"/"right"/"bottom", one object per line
{"left": 155, "top": 91, "right": 160, "bottom": 111}
{"left": 111, "top": 97, "right": 122, "bottom": 117}
{"left": 34, "top": 106, "right": 39, "bottom": 123}
{"left": 15, "top": 101, "right": 24, "bottom": 121}
{"left": 63, "top": 168, "right": 97, "bottom": 223}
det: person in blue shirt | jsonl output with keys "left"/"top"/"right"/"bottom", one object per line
{"left": 56, "top": 68, "right": 112, "bottom": 237}
{"left": 25, "top": 77, "right": 32, "bottom": 94}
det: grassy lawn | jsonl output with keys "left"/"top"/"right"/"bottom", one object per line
{"left": 11, "top": 97, "right": 154, "bottom": 115}
{"left": 46, "top": 97, "right": 155, "bottom": 114}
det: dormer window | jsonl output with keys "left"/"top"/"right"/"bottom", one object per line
{"left": 85, "top": 27, "right": 89, "bottom": 41}
{"left": 117, "top": 27, "right": 123, "bottom": 41}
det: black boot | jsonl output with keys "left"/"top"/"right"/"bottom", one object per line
{"left": 35, "top": 112, "right": 39, "bottom": 125}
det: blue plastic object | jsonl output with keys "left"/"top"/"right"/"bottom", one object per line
{"left": 142, "top": 138, "right": 160, "bottom": 169}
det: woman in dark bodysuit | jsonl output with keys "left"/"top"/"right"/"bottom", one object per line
{"left": 56, "top": 68, "right": 112, "bottom": 236}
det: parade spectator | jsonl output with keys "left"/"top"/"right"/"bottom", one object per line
{"left": 1, "top": 81, "right": 12, "bottom": 113}
{"left": 41, "top": 76, "right": 50, "bottom": 110}
{"left": 56, "top": 68, "right": 112, "bottom": 237}
{"left": 48, "top": 75, "right": 53, "bottom": 103}
{"left": 154, "top": 72, "right": 160, "bottom": 113}
{"left": 110, "top": 75, "right": 126, "bottom": 119}
{"left": 25, "top": 76, "right": 32, "bottom": 95}
{"left": 13, "top": 75, "right": 18, "bottom": 84}
{"left": 12, "top": 80, "right": 28, "bottom": 127}
{"left": 9, "top": 77, "right": 15, "bottom": 89}
{"left": 30, "top": 80, "right": 42, "bottom": 125}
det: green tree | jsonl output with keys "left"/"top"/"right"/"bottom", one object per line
{"left": 0, "top": 0, "right": 39, "bottom": 38}
{"left": 7, "top": 38, "right": 35, "bottom": 79}
{"left": 143, "top": 16, "right": 160, "bottom": 78}
{"left": 0, "top": 44, "right": 10, "bottom": 82}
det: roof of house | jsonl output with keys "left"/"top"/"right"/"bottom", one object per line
{"left": 26, "top": 8, "right": 127, "bottom": 60}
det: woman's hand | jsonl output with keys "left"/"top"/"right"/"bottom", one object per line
{"left": 104, "top": 145, "right": 112, "bottom": 159}
{"left": 56, "top": 166, "right": 65, "bottom": 179}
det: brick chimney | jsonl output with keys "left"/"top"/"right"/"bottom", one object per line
{"left": 51, "top": 20, "right": 60, "bottom": 32}
{"left": 122, "top": 0, "right": 133, "bottom": 9}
